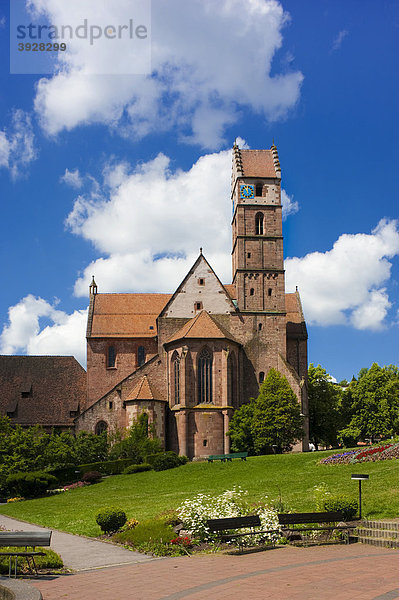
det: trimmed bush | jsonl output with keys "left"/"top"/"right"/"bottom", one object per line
{"left": 96, "top": 507, "right": 127, "bottom": 534}
{"left": 146, "top": 451, "right": 182, "bottom": 472}
{"left": 123, "top": 463, "right": 153, "bottom": 475}
{"left": 323, "top": 494, "right": 358, "bottom": 520}
{"left": 81, "top": 471, "right": 102, "bottom": 484}
{"left": 46, "top": 465, "right": 80, "bottom": 485}
{"left": 6, "top": 471, "right": 58, "bottom": 498}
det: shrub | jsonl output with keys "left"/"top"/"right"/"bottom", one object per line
{"left": 114, "top": 519, "right": 181, "bottom": 556}
{"left": 81, "top": 471, "right": 102, "bottom": 484}
{"left": 147, "top": 451, "right": 182, "bottom": 472}
{"left": 96, "top": 507, "right": 127, "bottom": 533}
{"left": 6, "top": 471, "right": 58, "bottom": 498}
{"left": 123, "top": 463, "right": 153, "bottom": 475}
{"left": 323, "top": 494, "right": 358, "bottom": 520}
{"left": 78, "top": 458, "right": 137, "bottom": 475}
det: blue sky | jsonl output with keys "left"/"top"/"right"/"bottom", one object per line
{"left": 0, "top": 0, "right": 398, "bottom": 382}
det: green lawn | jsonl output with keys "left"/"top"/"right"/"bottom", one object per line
{"left": 1, "top": 451, "right": 398, "bottom": 537}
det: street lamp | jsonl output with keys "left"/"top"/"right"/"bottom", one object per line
{"left": 351, "top": 474, "right": 369, "bottom": 519}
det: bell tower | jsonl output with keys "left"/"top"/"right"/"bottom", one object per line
{"left": 231, "top": 142, "right": 285, "bottom": 314}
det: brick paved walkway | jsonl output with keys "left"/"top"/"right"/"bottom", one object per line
{"left": 30, "top": 543, "right": 399, "bottom": 600}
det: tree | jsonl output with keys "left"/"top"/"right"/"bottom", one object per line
{"left": 227, "top": 400, "right": 256, "bottom": 455}
{"left": 308, "top": 363, "right": 341, "bottom": 449}
{"left": 251, "top": 369, "right": 303, "bottom": 454}
{"left": 339, "top": 363, "right": 399, "bottom": 445}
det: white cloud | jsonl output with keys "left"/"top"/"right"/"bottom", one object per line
{"left": 281, "top": 189, "right": 299, "bottom": 219}
{"left": 0, "top": 110, "right": 37, "bottom": 178}
{"left": 0, "top": 295, "right": 87, "bottom": 366}
{"left": 0, "top": 16, "right": 5, "bottom": 28}
{"left": 68, "top": 144, "right": 296, "bottom": 296}
{"left": 285, "top": 219, "right": 399, "bottom": 330}
{"left": 331, "top": 29, "right": 349, "bottom": 52}
{"left": 60, "top": 168, "right": 83, "bottom": 188}
{"left": 32, "top": 0, "right": 303, "bottom": 148}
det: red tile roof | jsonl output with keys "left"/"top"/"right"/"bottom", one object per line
{"left": 90, "top": 293, "right": 172, "bottom": 338}
{"left": 166, "top": 310, "right": 238, "bottom": 344}
{"left": 125, "top": 375, "right": 166, "bottom": 402}
{"left": 0, "top": 356, "right": 87, "bottom": 428}
{"left": 239, "top": 149, "right": 277, "bottom": 178}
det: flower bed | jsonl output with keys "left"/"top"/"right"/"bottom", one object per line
{"left": 320, "top": 442, "right": 398, "bottom": 465}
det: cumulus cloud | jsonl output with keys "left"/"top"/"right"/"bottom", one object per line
{"left": 285, "top": 219, "right": 399, "bottom": 330}
{"left": 60, "top": 168, "right": 83, "bottom": 189}
{"left": 0, "top": 295, "right": 87, "bottom": 366}
{"left": 31, "top": 0, "right": 303, "bottom": 147}
{"left": 281, "top": 189, "right": 299, "bottom": 219}
{"left": 0, "top": 110, "right": 37, "bottom": 178}
{"left": 67, "top": 144, "right": 296, "bottom": 296}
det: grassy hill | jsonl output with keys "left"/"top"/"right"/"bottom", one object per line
{"left": 1, "top": 451, "right": 398, "bottom": 536}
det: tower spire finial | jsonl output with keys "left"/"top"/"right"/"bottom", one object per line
{"left": 89, "top": 275, "right": 98, "bottom": 296}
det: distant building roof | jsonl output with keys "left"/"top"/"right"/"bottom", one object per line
{"left": 0, "top": 355, "right": 87, "bottom": 428}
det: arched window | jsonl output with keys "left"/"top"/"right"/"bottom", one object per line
{"left": 255, "top": 213, "right": 264, "bottom": 235}
{"left": 107, "top": 346, "right": 116, "bottom": 368}
{"left": 228, "top": 352, "right": 237, "bottom": 408}
{"left": 255, "top": 183, "right": 263, "bottom": 197}
{"left": 171, "top": 351, "right": 180, "bottom": 405}
{"left": 250, "top": 288, "right": 255, "bottom": 296}
{"left": 95, "top": 420, "right": 108, "bottom": 435}
{"left": 138, "top": 346, "right": 146, "bottom": 367}
{"left": 198, "top": 348, "right": 213, "bottom": 404}
{"left": 259, "top": 372, "right": 265, "bottom": 385}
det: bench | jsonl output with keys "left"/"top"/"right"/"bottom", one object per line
{"left": 207, "top": 452, "right": 248, "bottom": 462}
{"left": 278, "top": 511, "right": 355, "bottom": 544}
{"left": 0, "top": 530, "right": 52, "bottom": 577}
{"left": 207, "top": 511, "right": 355, "bottom": 552}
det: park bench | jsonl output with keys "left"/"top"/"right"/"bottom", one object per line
{"left": 207, "top": 452, "right": 248, "bottom": 462}
{"left": 278, "top": 511, "right": 355, "bottom": 544}
{"left": 0, "top": 530, "right": 52, "bottom": 577}
{"left": 207, "top": 511, "right": 355, "bottom": 552}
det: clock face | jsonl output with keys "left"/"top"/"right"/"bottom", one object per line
{"left": 240, "top": 184, "right": 255, "bottom": 199}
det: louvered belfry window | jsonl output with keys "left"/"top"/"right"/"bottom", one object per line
{"left": 198, "top": 348, "right": 213, "bottom": 403}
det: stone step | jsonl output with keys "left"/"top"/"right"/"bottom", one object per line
{"left": 355, "top": 527, "right": 399, "bottom": 540}
{"left": 356, "top": 536, "right": 399, "bottom": 549}
{"left": 362, "top": 520, "right": 399, "bottom": 531}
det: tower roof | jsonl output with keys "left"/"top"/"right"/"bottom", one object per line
{"left": 239, "top": 149, "right": 278, "bottom": 178}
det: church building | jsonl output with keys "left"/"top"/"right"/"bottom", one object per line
{"left": 76, "top": 143, "right": 309, "bottom": 458}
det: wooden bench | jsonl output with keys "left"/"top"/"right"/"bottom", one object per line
{"left": 278, "top": 511, "right": 355, "bottom": 544}
{"left": 207, "top": 452, "right": 248, "bottom": 462}
{"left": 207, "top": 511, "right": 354, "bottom": 552}
{"left": 0, "top": 530, "right": 52, "bottom": 577}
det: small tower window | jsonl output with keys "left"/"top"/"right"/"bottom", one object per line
{"left": 195, "top": 301, "right": 203, "bottom": 311}
{"left": 258, "top": 323, "right": 263, "bottom": 331}
{"left": 107, "top": 346, "right": 116, "bottom": 368}
{"left": 138, "top": 346, "right": 146, "bottom": 367}
{"left": 255, "top": 213, "right": 264, "bottom": 235}
{"left": 247, "top": 252, "right": 251, "bottom": 259}
{"left": 250, "top": 288, "right": 255, "bottom": 296}
{"left": 268, "top": 288, "right": 272, "bottom": 297}
{"left": 255, "top": 183, "right": 263, "bottom": 197}
{"left": 259, "top": 372, "right": 265, "bottom": 384}
{"left": 198, "top": 278, "right": 205, "bottom": 286}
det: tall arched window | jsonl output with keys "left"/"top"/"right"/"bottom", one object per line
{"left": 255, "top": 213, "right": 264, "bottom": 235}
{"left": 107, "top": 346, "right": 116, "bottom": 368}
{"left": 138, "top": 346, "right": 146, "bottom": 367}
{"left": 198, "top": 348, "right": 213, "bottom": 404}
{"left": 228, "top": 352, "right": 237, "bottom": 408}
{"left": 171, "top": 351, "right": 180, "bottom": 405}
{"left": 259, "top": 371, "right": 265, "bottom": 385}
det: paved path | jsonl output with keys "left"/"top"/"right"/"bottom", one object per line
{"left": 28, "top": 543, "right": 399, "bottom": 600}
{"left": 0, "top": 515, "right": 155, "bottom": 571}
{"left": 2, "top": 515, "right": 399, "bottom": 599}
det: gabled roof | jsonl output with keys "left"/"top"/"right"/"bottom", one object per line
{"left": 158, "top": 253, "right": 236, "bottom": 318}
{"left": 286, "top": 292, "right": 308, "bottom": 339}
{"left": 0, "top": 356, "right": 86, "bottom": 427}
{"left": 89, "top": 293, "right": 172, "bottom": 338}
{"left": 166, "top": 310, "right": 239, "bottom": 344}
{"left": 125, "top": 375, "right": 166, "bottom": 402}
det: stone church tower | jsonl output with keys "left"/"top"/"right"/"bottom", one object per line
{"left": 77, "top": 143, "right": 309, "bottom": 457}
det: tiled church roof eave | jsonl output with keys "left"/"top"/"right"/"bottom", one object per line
{"left": 164, "top": 311, "right": 240, "bottom": 346}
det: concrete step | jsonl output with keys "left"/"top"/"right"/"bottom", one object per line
{"left": 356, "top": 536, "right": 399, "bottom": 549}
{"left": 356, "top": 527, "right": 399, "bottom": 540}
{"left": 362, "top": 520, "right": 399, "bottom": 531}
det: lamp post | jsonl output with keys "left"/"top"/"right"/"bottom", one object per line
{"left": 351, "top": 474, "right": 369, "bottom": 519}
